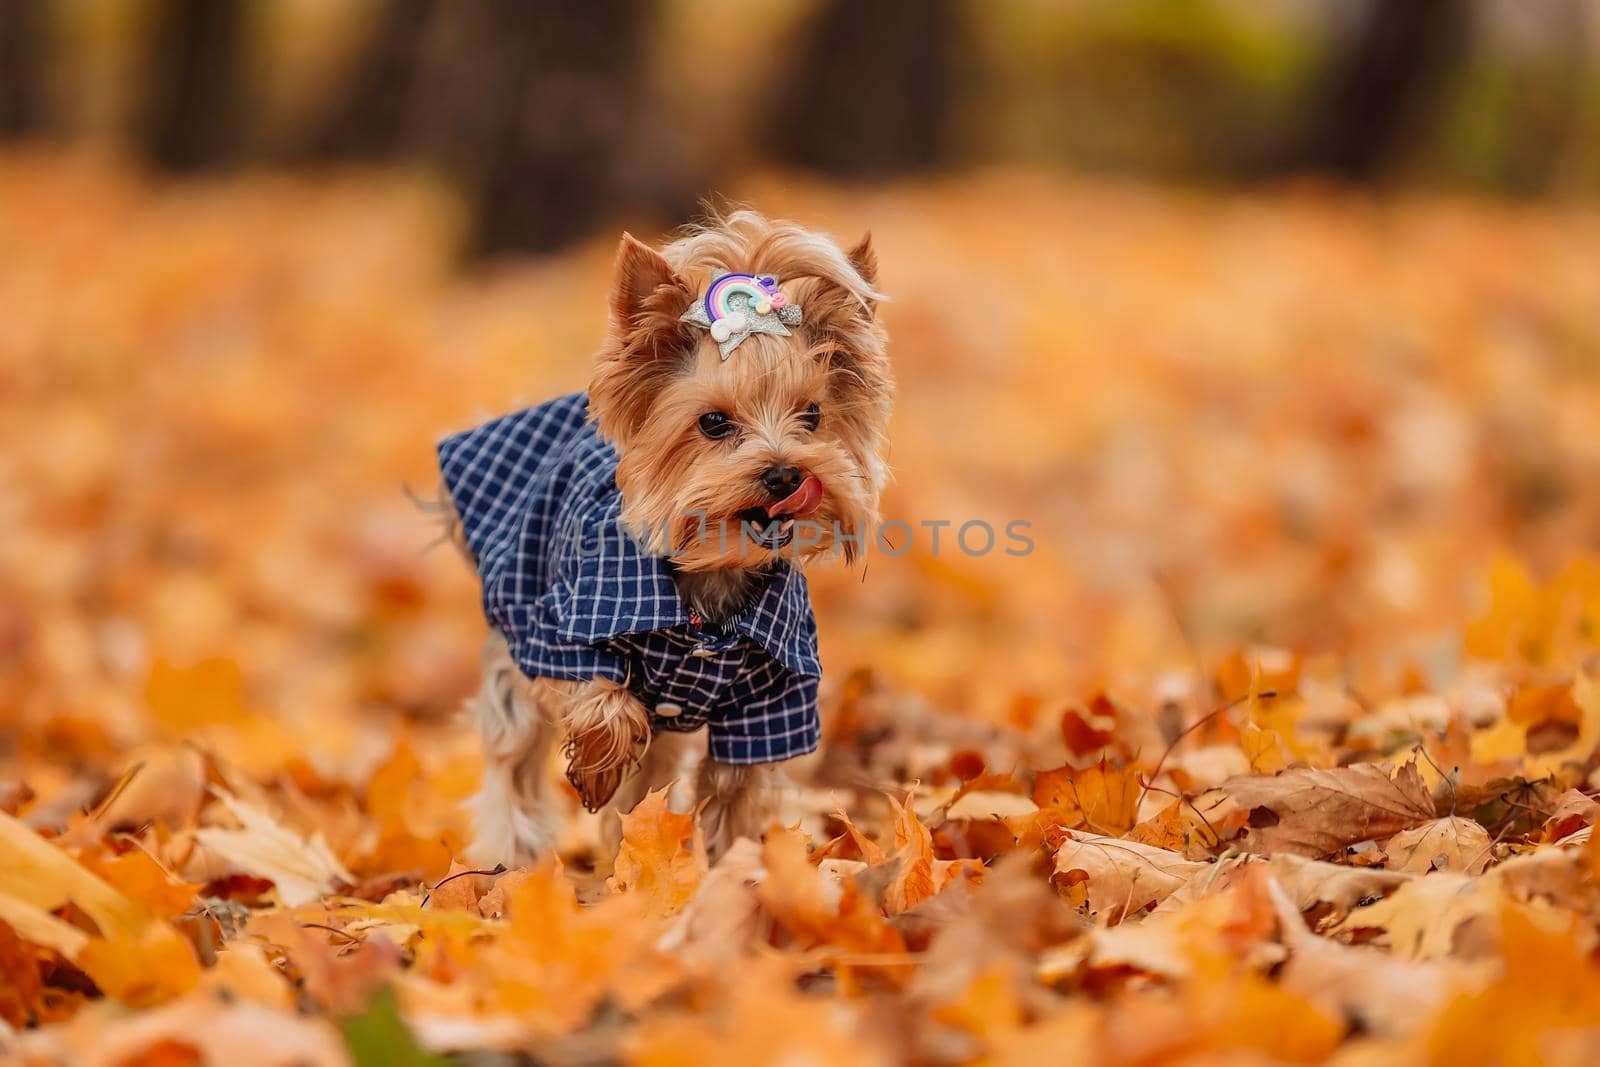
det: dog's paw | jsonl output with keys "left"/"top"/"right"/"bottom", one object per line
{"left": 562, "top": 721, "right": 649, "bottom": 812}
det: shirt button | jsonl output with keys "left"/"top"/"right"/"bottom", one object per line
{"left": 655, "top": 702, "right": 682, "bottom": 718}
{"left": 689, "top": 645, "right": 717, "bottom": 659}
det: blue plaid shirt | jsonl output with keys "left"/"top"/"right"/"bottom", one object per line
{"left": 437, "top": 392, "right": 822, "bottom": 764}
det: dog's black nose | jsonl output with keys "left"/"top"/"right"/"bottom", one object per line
{"left": 761, "top": 465, "right": 804, "bottom": 500}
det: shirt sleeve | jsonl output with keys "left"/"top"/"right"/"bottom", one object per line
{"left": 498, "top": 599, "right": 631, "bottom": 688}
{"left": 708, "top": 656, "right": 820, "bottom": 765}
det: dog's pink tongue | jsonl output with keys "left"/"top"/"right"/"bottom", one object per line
{"left": 767, "top": 474, "right": 824, "bottom": 518}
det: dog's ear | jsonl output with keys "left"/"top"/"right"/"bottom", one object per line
{"left": 592, "top": 233, "right": 697, "bottom": 444}
{"left": 846, "top": 231, "right": 878, "bottom": 293}
{"left": 610, "top": 232, "right": 686, "bottom": 330}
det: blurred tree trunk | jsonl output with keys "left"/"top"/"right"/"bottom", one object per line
{"left": 1289, "top": 0, "right": 1469, "bottom": 180}
{"left": 300, "top": 0, "right": 439, "bottom": 160}
{"left": 0, "top": 0, "right": 50, "bottom": 137}
{"left": 307, "top": 0, "right": 691, "bottom": 255}
{"left": 771, "top": 0, "right": 957, "bottom": 177}
{"left": 138, "top": 0, "right": 250, "bottom": 170}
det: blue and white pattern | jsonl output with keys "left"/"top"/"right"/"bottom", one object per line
{"left": 437, "top": 392, "right": 822, "bottom": 764}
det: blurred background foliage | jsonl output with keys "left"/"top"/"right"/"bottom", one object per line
{"left": 3, "top": 0, "right": 1600, "bottom": 749}
{"left": 3, "top": 0, "right": 1597, "bottom": 256}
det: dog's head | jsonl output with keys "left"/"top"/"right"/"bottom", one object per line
{"left": 590, "top": 210, "right": 892, "bottom": 571}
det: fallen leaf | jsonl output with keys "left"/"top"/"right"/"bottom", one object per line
{"left": 1221, "top": 762, "right": 1436, "bottom": 856}
{"left": 756, "top": 828, "right": 907, "bottom": 981}
{"left": 196, "top": 793, "right": 355, "bottom": 907}
{"left": 342, "top": 986, "right": 451, "bottom": 1067}
{"left": 12, "top": 990, "right": 349, "bottom": 1066}
{"left": 1428, "top": 907, "right": 1600, "bottom": 1066}
{"left": 1266, "top": 874, "right": 1463, "bottom": 1038}
{"left": 0, "top": 919, "right": 47, "bottom": 1028}
{"left": 0, "top": 812, "right": 149, "bottom": 940}
{"left": 1051, "top": 830, "right": 1208, "bottom": 921}
{"left": 1384, "top": 817, "right": 1492, "bottom": 875}
{"left": 426, "top": 860, "right": 484, "bottom": 914}
{"left": 76, "top": 923, "right": 202, "bottom": 1008}
{"left": 1033, "top": 759, "right": 1142, "bottom": 836}
{"left": 657, "top": 837, "right": 767, "bottom": 969}
{"left": 606, "top": 786, "right": 705, "bottom": 917}
{"left": 0, "top": 889, "right": 91, "bottom": 958}
{"left": 1265, "top": 854, "right": 1412, "bottom": 927}
{"left": 1539, "top": 789, "right": 1599, "bottom": 843}
{"left": 79, "top": 848, "right": 201, "bottom": 920}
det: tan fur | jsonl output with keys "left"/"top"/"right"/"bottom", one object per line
{"left": 465, "top": 210, "right": 893, "bottom": 866}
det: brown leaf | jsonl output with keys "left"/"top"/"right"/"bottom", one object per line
{"left": 1221, "top": 762, "right": 1436, "bottom": 856}
{"left": 1051, "top": 831, "right": 1208, "bottom": 922}
{"left": 1265, "top": 854, "right": 1412, "bottom": 928}
{"left": 0, "top": 919, "right": 46, "bottom": 1028}
{"left": 1265, "top": 875, "right": 1461, "bottom": 1037}
{"left": 1383, "top": 816, "right": 1492, "bottom": 875}
{"left": 658, "top": 837, "right": 767, "bottom": 970}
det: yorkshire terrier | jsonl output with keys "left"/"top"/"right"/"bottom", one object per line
{"left": 438, "top": 210, "right": 891, "bottom": 865}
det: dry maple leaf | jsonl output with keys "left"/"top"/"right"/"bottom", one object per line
{"left": 1051, "top": 830, "right": 1208, "bottom": 922}
{"left": 1265, "top": 875, "right": 1462, "bottom": 1040}
{"left": 1220, "top": 761, "right": 1437, "bottom": 856}
{"left": 1333, "top": 871, "right": 1492, "bottom": 961}
{"left": 755, "top": 827, "right": 908, "bottom": 983}
{"left": 427, "top": 859, "right": 485, "bottom": 913}
{"left": 1265, "top": 853, "right": 1412, "bottom": 927}
{"left": 1384, "top": 816, "right": 1492, "bottom": 875}
{"left": 1539, "top": 788, "right": 1599, "bottom": 843}
{"left": 195, "top": 792, "right": 355, "bottom": 907}
{"left": 78, "top": 848, "right": 202, "bottom": 920}
{"left": 884, "top": 793, "right": 982, "bottom": 915}
{"left": 605, "top": 785, "right": 706, "bottom": 917}
{"left": 1033, "top": 759, "right": 1142, "bottom": 836}
{"left": 630, "top": 957, "right": 894, "bottom": 1067}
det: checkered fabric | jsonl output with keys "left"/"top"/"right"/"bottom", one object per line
{"left": 437, "top": 392, "right": 822, "bottom": 764}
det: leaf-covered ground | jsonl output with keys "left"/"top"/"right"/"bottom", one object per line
{"left": 4, "top": 153, "right": 1600, "bottom": 1065}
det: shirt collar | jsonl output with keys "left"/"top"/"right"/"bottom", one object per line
{"left": 553, "top": 495, "right": 821, "bottom": 677}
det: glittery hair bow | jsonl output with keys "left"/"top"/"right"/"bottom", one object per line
{"left": 680, "top": 272, "right": 804, "bottom": 358}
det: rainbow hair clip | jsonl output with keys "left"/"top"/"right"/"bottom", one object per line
{"left": 680, "top": 272, "right": 803, "bottom": 358}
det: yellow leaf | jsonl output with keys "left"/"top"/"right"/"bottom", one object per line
{"left": 0, "top": 890, "right": 90, "bottom": 958}
{"left": 1240, "top": 722, "right": 1288, "bottom": 774}
{"left": 0, "top": 812, "right": 149, "bottom": 941}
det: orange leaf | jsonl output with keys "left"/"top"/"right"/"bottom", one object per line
{"left": 79, "top": 849, "right": 200, "bottom": 921}
{"left": 756, "top": 828, "right": 906, "bottom": 982}
{"left": 428, "top": 860, "right": 484, "bottom": 914}
{"left": 76, "top": 924, "right": 201, "bottom": 1008}
{"left": 1033, "top": 759, "right": 1142, "bottom": 835}
{"left": 605, "top": 786, "right": 705, "bottom": 917}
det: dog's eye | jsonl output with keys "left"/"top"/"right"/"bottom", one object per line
{"left": 799, "top": 402, "right": 821, "bottom": 432}
{"left": 697, "top": 411, "right": 736, "bottom": 440}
